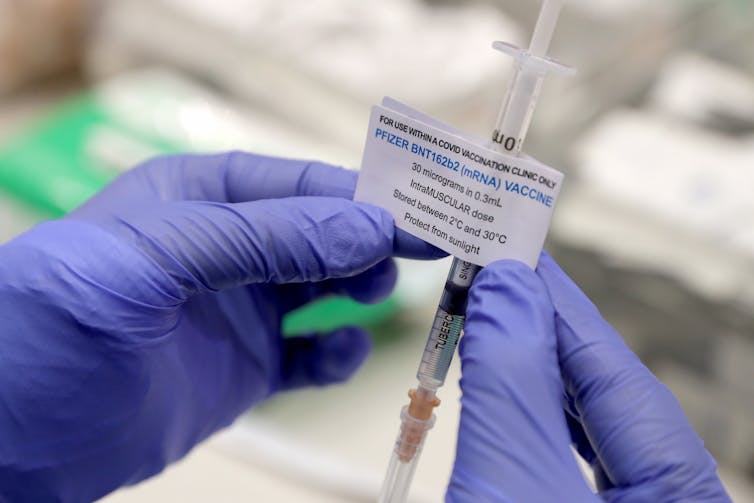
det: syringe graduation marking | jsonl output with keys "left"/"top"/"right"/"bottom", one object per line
{"left": 418, "top": 310, "right": 465, "bottom": 385}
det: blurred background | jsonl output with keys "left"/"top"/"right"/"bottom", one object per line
{"left": 1, "top": 0, "right": 754, "bottom": 501}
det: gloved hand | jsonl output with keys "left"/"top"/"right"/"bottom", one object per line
{"left": 447, "top": 253, "right": 731, "bottom": 502}
{"left": 0, "top": 152, "right": 443, "bottom": 502}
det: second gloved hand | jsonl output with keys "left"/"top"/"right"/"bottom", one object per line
{"left": 0, "top": 152, "right": 443, "bottom": 502}
{"left": 447, "top": 255, "right": 731, "bottom": 502}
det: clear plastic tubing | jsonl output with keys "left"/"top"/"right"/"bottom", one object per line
{"left": 378, "top": 1, "right": 573, "bottom": 502}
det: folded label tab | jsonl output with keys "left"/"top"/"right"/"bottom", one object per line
{"left": 355, "top": 99, "right": 564, "bottom": 268}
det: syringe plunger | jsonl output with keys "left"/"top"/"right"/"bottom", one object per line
{"left": 529, "top": 0, "right": 565, "bottom": 56}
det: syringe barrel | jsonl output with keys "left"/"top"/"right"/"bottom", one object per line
{"left": 416, "top": 308, "right": 463, "bottom": 388}
{"left": 491, "top": 61, "right": 547, "bottom": 156}
{"left": 416, "top": 260, "right": 481, "bottom": 387}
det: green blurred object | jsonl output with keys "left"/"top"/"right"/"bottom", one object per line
{"left": 0, "top": 88, "right": 400, "bottom": 335}
{"left": 0, "top": 95, "right": 176, "bottom": 217}
{"left": 0, "top": 96, "right": 113, "bottom": 217}
{"left": 282, "top": 295, "right": 400, "bottom": 337}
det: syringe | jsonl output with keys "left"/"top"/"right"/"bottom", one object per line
{"left": 378, "top": 1, "right": 573, "bottom": 502}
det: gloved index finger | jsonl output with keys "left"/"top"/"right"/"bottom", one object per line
{"left": 535, "top": 252, "right": 729, "bottom": 500}
{"left": 136, "top": 152, "right": 446, "bottom": 260}
{"left": 138, "top": 152, "right": 357, "bottom": 203}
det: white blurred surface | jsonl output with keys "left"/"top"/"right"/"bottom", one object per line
{"left": 0, "top": 196, "right": 38, "bottom": 243}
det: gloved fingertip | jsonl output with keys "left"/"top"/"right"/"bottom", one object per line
{"left": 310, "top": 327, "right": 372, "bottom": 385}
{"left": 336, "top": 258, "right": 398, "bottom": 304}
{"left": 344, "top": 205, "right": 447, "bottom": 260}
{"left": 280, "top": 327, "right": 372, "bottom": 390}
{"left": 236, "top": 198, "right": 396, "bottom": 285}
{"left": 460, "top": 259, "right": 555, "bottom": 376}
{"left": 393, "top": 229, "right": 448, "bottom": 260}
{"left": 534, "top": 250, "right": 596, "bottom": 311}
{"left": 468, "top": 259, "right": 548, "bottom": 313}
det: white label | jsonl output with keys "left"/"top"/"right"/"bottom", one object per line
{"left": 355, "top": 99, "right": 564, "bottom": 269}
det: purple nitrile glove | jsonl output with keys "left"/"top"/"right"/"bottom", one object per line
{"left": 0, "top": 152, "right": 444, "bottom": 502}
{"left": 447, "top": 253, "right": 731, "bottom": 503}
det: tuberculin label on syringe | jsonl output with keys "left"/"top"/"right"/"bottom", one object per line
{"left": 355, "top": 98, "right": 564, "bottom": 269}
